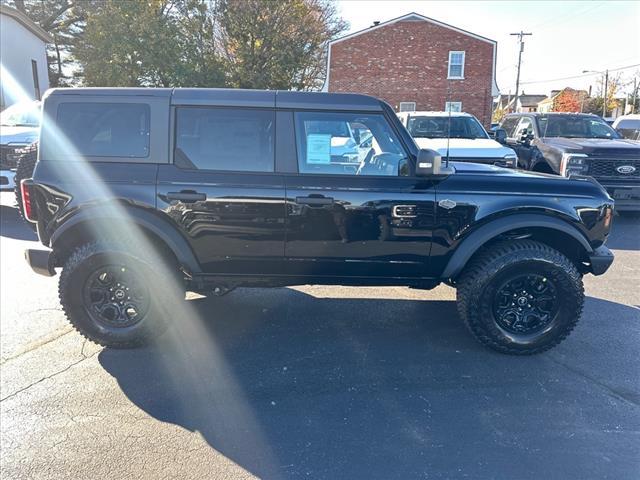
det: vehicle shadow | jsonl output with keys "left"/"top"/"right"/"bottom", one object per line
{"left": 0, "top": 205, "right": 37, "bottom": 241}
{"left": 99, "top": 289, "right": 639, "bottom": 479}
{"left": 608, "top": 214, "right": 640, "bottom": 251}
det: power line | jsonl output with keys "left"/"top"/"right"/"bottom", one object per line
{"left": 526, "top": 2, "right": 606, "bottom": 33}
{"left": 519, "top": 63, "right": 640, "bottom": 86}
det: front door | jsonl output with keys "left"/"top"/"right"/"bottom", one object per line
{"left": 157, "top": 106, "right": 285, "bottom": 274}
{"left": 284, "top": 111, "right": 437, "bottom": 279}
{"left": 508, "top": 116, "right": 535, "bottom": 169}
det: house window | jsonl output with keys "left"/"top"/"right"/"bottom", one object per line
{"left": 448, "top": 51, "right": 465, "bottom": 79}
{"left": 399, "top": 102, "right": 416, "bottom": 112}
{"left": 31, "top": 60, "right": 40, "bottom": 100}
{"left": 445, "top": 101, "right": 462, "bottom": 113}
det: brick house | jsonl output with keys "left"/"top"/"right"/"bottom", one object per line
{"left": 323, "top": 13, "right": 499, "bottom": 126}
{"left": 537, "top": 88, "right": 589, "bottom": 113}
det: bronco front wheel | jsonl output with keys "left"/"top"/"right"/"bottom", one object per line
{"left": 456, "top": 240, "right": 584, "bottom": 355}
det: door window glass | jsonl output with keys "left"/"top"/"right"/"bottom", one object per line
{"left": 516, "top": 117, "right": 534, "bottom": 137}
{"left": 294, "top": 112, "right": 408, "bottom": 176}
{"left": 175, "top": 107, "right": 274, "bottom": 172}
{"left": 57, "top": 103, "right": 150, "bottom": 157}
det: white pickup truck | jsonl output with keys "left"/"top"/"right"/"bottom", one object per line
{"left": 0, "top": 101, "right": 40, "bottom": 191}
{"left": 397, "top": 111, "right": 517, "bottom": 168}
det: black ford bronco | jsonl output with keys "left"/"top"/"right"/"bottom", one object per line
{"left": 22, "top": 88, "right": 615, "bottom": 354}
{"left": 500, "top": 112, "right": 640, "bottom": 211}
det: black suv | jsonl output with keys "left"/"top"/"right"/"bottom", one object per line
{"left": 500, "top": 112, "right": 640, "bottom": 211}
{"left": 22, "top": 88, "right": 614, "bottom": 354}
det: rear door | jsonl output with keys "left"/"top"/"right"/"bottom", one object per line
{"left": 157, "top": 95, "right": 286, "bottom": 275}
{"left": 283, "top": 109, "right": 437, "bottom": 279}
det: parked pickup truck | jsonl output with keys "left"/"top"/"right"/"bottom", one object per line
{"left": 21, "top": 88, "right": 614, "bottom": 354}
{"left": 397, "top": 111, "right": 518, "bottom": 168}
{"left": 0, "top": 101, "right": 40, "bottom": 194}
{"left": 500, "top": 112, "right": 640, "bottom": 211}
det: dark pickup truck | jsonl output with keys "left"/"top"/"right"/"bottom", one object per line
{"left": 21, "top": 88, "right": 614, "bottom": 355}
{"left": 500, "top": 112, "right": 640, "bottom": 211}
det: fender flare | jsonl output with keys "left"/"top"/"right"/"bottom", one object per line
{"left": 441, "top": 213, "right": 592, "bottom": 280}
{"left": 529, "top": 148, "right": 557, "bottom": 173}
{"left": 50, "top": 206, "right": 202, "bottom": 274}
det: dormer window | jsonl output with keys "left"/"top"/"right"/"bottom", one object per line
{"left": 448, "top": 51, "right": 465, "bottom": 79}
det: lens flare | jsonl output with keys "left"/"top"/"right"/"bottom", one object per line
{"left": 2, "top": 68, "right": 278, "bottom": 466}
{"left": 0, "top": 64, "right": 35, "bottom": 106}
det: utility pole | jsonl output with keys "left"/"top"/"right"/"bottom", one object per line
{"left": 602, "top": 69, "right": 609, "bottom": 118}
{"left": 631, "top": 77, "right": 637, "bottom": 114}
{"left": 510, "top": 31, "right": 532, "bottom": 113}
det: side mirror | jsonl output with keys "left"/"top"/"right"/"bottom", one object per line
{"left": 494, "top": 128, "right": 507, "bottom": 144}
{"left": 415, "top": 148, "right": 442, "bottom": 176}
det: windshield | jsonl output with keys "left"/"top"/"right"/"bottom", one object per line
{"left": 538, "top": 115, "right": 619, "bottom": 139}
{"left": 0, "top": 101, "right": 41, "bottom": 127}
{"left": 406, "top": 116, "right": 488, "bottom": 139}
{"left": 615, "top": 119, "right": 640, "bottom": 129}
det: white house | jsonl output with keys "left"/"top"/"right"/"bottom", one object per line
{"left": 0, "top": 6, "right": 52, "bottom": 109}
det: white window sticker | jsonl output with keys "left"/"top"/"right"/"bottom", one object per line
{"left": 306, "top": 134, "right": 332, "bottom": 164}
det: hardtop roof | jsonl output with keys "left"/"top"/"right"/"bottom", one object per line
{"left": 45, "top": 87, "right": 383, "bottom": 111}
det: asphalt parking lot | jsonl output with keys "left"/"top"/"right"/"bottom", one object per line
{"left": 1, "top": 191, "right": 638, "bottom": 480}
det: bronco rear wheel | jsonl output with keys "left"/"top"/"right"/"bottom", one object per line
{"left": 59, "top": 241, "right": 183, "bottom": 348}
{"left": 456, "top": 240, "right": 584, "bottom": 355}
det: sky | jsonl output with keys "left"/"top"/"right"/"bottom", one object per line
{"left": 336, "top": 0, "right": 640, "bottom": 98}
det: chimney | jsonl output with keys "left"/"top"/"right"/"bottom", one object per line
{"left": 372, "top": 21, "right": 380, "bottom": 27}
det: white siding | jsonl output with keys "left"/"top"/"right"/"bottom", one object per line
{"left": 0, "top": 14, "right": 49, "bottom": 108}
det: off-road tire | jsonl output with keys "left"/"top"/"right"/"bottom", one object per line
{"left": 59, "top": 241, "right": 183, "bottom": 348}
{"left": 456, "top": 240, "right": 584, "bottom": 355}
{"left": 13, "top": 148, "right": 37, "bottom": 226}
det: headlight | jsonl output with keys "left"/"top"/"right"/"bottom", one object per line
{"left": 560, "top": 153, "right": 589, "bottom": 177}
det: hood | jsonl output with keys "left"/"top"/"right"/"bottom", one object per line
{"left": 0, "top": 125, "right": 39, "bottom": 146}
{"left": 448, "top": 161, "right": 611, "bottom": 206}
{"left": 413, "top": 137, "right": 515, "bottom": 158}
{"left": 451, "top": 160, "right": 578, "bottom": 180}
{"left": 330, "top": 136, "right": 352, "bottom": 148}
{"left": 540, "top": 137, "right": 640, "bottom": 154}
{"left": 450, "top": 161, "right": 540, "bottom": 176}
{"left": 331, "top": 136, "right": 357, "bottom": 155}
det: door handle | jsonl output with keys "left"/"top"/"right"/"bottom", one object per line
{"left": 296, "top": 195, "right": 334, "bottom": 206}
{"left": 166, "top": 191, "right": 206, "bottom": 203}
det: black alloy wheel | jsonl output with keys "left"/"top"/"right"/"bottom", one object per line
{"left": 83, "top": 265, "right": 150, "bottom": 329}
{"left": 492, "top": 273, "right": 559, "bottom": 335}
{"left": 59, "top": 241, "right": 180, "bottom": 348}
